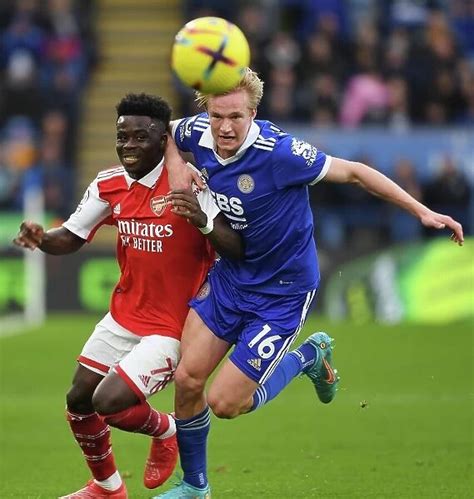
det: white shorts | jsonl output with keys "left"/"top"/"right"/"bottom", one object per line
{"left": 79, "top": 312, "right": 180, "bottom": 401}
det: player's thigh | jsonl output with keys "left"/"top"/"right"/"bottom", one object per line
{"left": 78, "top": 314, "right": 140, "bottom": 376}
{"left": 116, "top": 334, "right": 180, "bottom": 401}
{"left": 177, "top": 308, "right": 231, "bottom": 381}
{"left": 208, "top": 359, "right": 259, "bottom": 408}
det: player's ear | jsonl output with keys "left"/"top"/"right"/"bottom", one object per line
{"left": 250, "top": 108, "right": 257, "bottom": 119}
{"left": 160, "top": 133, "right": 167, "bottom": 148}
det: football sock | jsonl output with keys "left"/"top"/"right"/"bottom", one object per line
{"left": 94, "top": 470, "right": 122, "bottom": 491}
{"left": 102, "top": 402, "right": 174, "bottom": 438}
{"left": 249, "top": 344, "right": 318, "bottom": 412}
{"left": 176, "top": 406, "right": 211, "bottom": 489}
{"left": 66, "top": 410, "right": 118, "bottom": 482}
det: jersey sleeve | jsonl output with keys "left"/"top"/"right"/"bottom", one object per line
{"left": 189, "top": 164, "right": 220, "bottom": 222}
{"left": 272, "top": 135, "right": 332, "bottom": 189}
{"left": 63, "top": 177, "right": 112, "bottom": 241}
{"left": 171, "top": 114, "right": 204, "bottom": 153}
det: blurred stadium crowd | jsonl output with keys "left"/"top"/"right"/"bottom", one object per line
{"left": 0, "top": 0, "right": 472, "bottom": 251}
{"left": 0, "top": 0, "right": 96, "bottom": 219}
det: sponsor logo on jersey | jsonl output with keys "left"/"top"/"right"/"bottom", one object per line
{"left": 196, "top": 281, "right": 210, "bottom": 300}
{"left": 247, "top": 358, "right": 262, "bottom": 371}
{"left": 237, "top": 174, "right": 255, "bottom": 194}
{"left": 291, "top": 138, "right": 317, "bottom": 166}
{"left": 150, "top": 195, "right": 168, "bottom": 216}
{"left": 113, "top": 203, "right": 121, "bottom": 215}
{"left": 117, "top": 220, "right": 173, "bottom": 238}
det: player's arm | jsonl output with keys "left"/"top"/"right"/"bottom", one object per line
{"left": 17, "top": 175, "right": 113, "bottom": 254}
{"left": 167, "top": 189, "right": 245, "bottom": 260}
{"left": 13, "top": 222, "right": 86, "bottom": 254}
{"left": 165, "top": 119, "right": 205, "bottom": 190}
{"left": 324, "top": 157, "right": 464, "bottom": 245}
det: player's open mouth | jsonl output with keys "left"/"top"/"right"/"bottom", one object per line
{"left": 122, "top": 155, "right": 140, "bottom": 165}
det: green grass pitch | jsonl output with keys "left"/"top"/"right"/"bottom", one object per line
{"left": 0, "top": 314, "right": 472, "bottom": 498}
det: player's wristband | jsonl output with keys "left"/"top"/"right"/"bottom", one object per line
{"left": 198, "top": 216, "right": 214, "bottom": 235}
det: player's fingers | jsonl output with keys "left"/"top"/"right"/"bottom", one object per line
{"left": 13, "top": 236, "right": 37, "bottom": 250}
{"left": 445, "top": 218, "right": 464, "bottom": 244}
{"left": 21, "top": 230, "right": 42, "bottom": 245}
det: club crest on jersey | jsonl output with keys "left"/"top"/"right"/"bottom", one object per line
{"left": 150, "top": 195, "right": 168, "bottom": 217}
{"left": 237, "top": 174, "right": 255, "bottom": 194}
{"left": 196, "top": 281, "right": 210, "bottom": 300}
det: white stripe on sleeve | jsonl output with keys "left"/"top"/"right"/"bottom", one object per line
{"left": 309, "top": 155, "right": 333, "bottom": 185}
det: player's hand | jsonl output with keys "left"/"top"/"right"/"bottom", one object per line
{"left": 13, "top": 221, "right": 45, "bottom": 250}
{"left": 167, "top": 189, "right": 207, "bottom": 228}
{"left": 165, "top": 136, "right": 206, "bottom": 190}
{"left": 420, "top": 211, "right": 464, "bottom": 246}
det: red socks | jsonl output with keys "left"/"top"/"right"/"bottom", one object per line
{"left": 66, "top": 410, "right": 117, "bottom": 481}
{"left": 66, "top": 403, "right": 171, "bottom": 482}
{"left": 102, "top": 402, "right": 171, "bottom": 437}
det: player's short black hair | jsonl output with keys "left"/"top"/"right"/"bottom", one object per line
{"left": 116, "top": 93, "right": 172, "bottom": 127}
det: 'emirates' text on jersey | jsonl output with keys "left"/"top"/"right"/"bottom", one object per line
{"left": 172, "top": 115, "right": 332, "bottom": 295}
{"left": 63, "top": 160, "right": 219, "bottom": 338}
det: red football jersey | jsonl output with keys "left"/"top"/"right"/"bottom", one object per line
{"left": 64, "top": 161, "right": 219, "bottom": 339}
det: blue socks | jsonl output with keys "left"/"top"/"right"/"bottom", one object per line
{"left": 250, "top": 342, "right": 318, "bottom": 412}
{"left": 176, "top": 406, "right": 211, "bottom": 489}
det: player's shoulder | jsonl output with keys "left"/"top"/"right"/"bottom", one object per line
{"left": 174, "top": 113, "right": 209, "bottom": 142}
{"left": 252, "top": 120, "right": 289, "bottom": 153}
{"left": 96, "top": 165, "right": 126, "bottom": 181}
{"left": 92, "top": 166, "right": 127, "bottom": 191}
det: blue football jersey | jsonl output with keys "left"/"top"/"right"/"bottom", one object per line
{"left": 172, "top": 114, "right": 332, "bottom": 296}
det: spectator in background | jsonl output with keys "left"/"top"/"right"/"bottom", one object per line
{"left": 385, "top": 76, "right": 411, "bottom": 130}
{"left": 237, "top": 4, "right": 272, "bottom": 76}
{"left": 261, "top": 66, "right": 299, "bottom": 121}
{"left": 299, "top": 73, "right": 339, "bottom": 127}
{"left": 423, "top": 156, "right": 472, "bottom": 233}
{"left": 448, "top": 0, "right": 474, "bottom": 62}
{"left": 0, "top": 0, "right": 46, "bottom": 124}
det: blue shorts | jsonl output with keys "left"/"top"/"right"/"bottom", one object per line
{"left": 190, "top": 270, "right": 316, "bottom": 384}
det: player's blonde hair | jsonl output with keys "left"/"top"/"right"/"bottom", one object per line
{"left": 195, "top": 68, "right": 264, "bottom": 110}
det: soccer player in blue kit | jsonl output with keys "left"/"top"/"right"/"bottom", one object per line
{"left": 156, "top": 69, "right": 464, "bottom": 498}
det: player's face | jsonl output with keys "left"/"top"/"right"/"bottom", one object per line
{"left": 207, "top": 89, "right": 256, "bottom": 159}
{"left": 116, "top": 115, "right": 166, "bottom": 179}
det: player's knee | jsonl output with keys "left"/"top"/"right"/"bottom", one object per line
{"left": 208, "top": 394, "right": 240, "bottom": 419}
{"left": 91, "top": 388, "right": 122, "bottom": 416}
{"left": 66, "top": 384, "right": 94, "bottom": 414}
{"left": 174, "top": 365, "right": 206, "bottom": 396}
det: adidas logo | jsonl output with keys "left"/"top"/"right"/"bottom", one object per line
{"left": 113, "top": 203, "right": 121, "bottom": 215}
{"left": 247, "top": 358, "right": 262, "bottom": 371}
{"left": 138, "top": 374, "right": 151, "bottom": 387}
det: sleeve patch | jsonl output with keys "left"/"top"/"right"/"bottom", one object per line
{"left": 291, "top": 138, "right": 317, "bottom": 166}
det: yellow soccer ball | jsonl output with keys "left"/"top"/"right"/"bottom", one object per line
{"left": 171, "top": 16, "right": 250, "bottom": 94}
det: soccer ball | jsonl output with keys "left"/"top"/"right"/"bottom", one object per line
{"left": 171, "top": 16, "right": 250, "bottom": 94}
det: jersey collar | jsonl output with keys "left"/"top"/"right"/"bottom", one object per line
{"left": 124, "top": 157, "right": 164, "bottom": 188}
{"left": 198, "top": 121, "right": 260, "bottom": 165}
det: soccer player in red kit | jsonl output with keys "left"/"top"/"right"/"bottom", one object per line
{"left": 13, "top": 93, "right": 244, "bottom": 499}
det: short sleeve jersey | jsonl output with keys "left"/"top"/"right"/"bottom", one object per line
{"left": 63, "top": 160, "right": 219, "bottom": 338}
{"left": 172, "top": 114, "right": 332, "bottom": 295}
